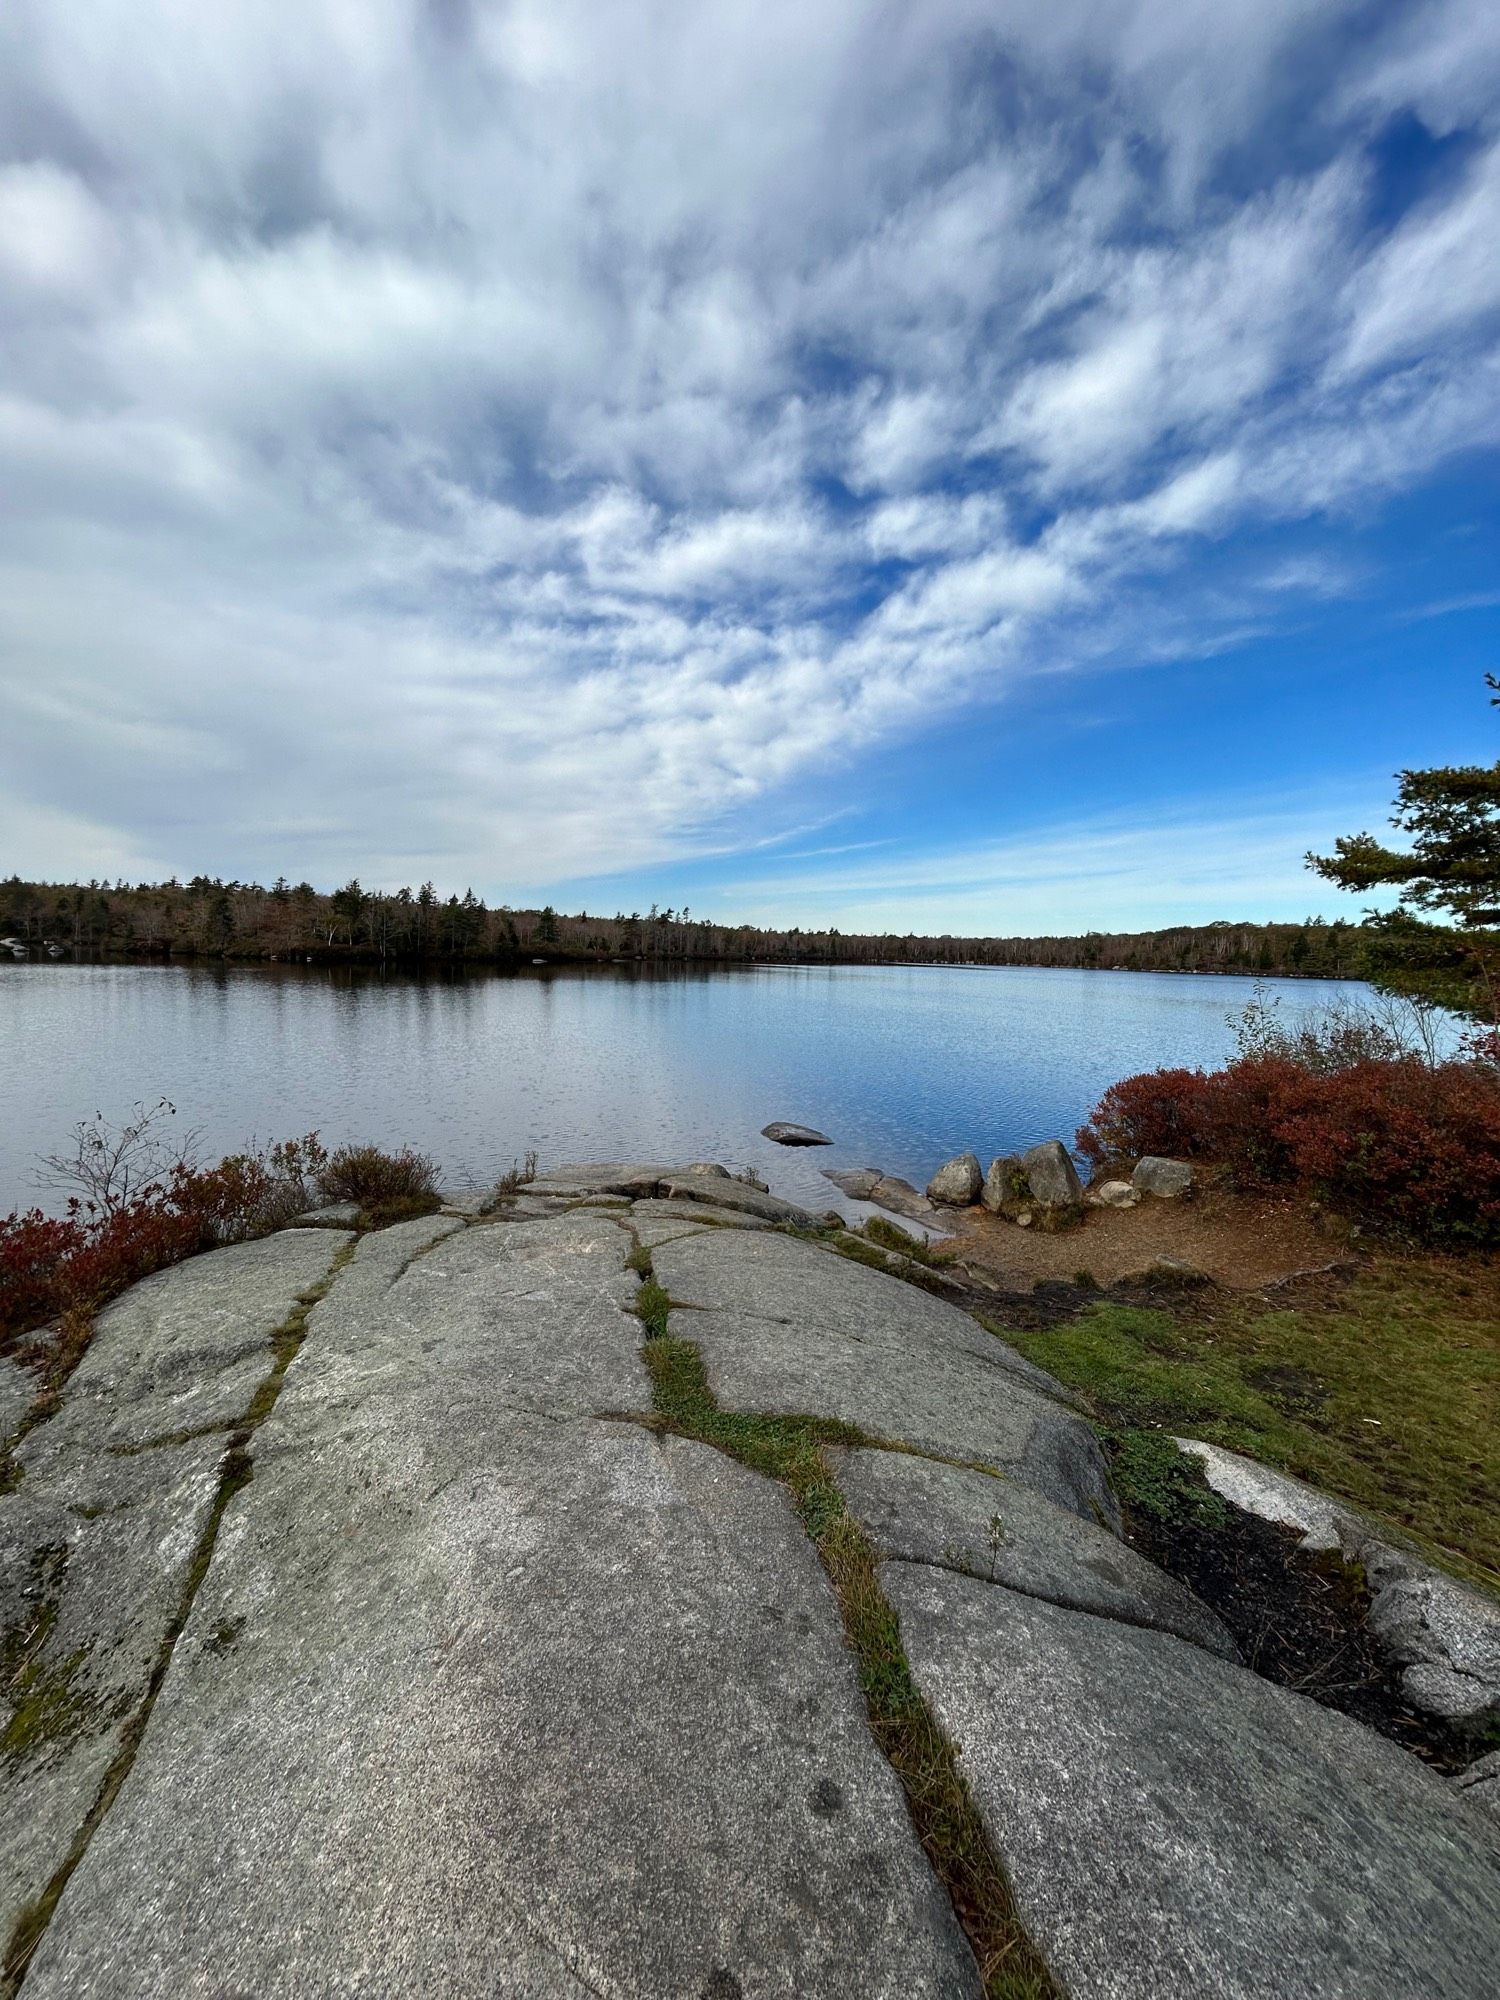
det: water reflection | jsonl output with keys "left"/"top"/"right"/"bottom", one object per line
{"left": 1, "top": 959, "right": 1373, "bottom": 1214}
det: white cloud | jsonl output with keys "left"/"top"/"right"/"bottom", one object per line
{"left": 0, "top": 0, "right": 1496, "bottom": 897}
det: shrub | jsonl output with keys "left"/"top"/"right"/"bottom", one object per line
{"left": 1077, "top": 1053, "right": 1500, "bottom": 1245}
{"left": 316, "top": 1144, "right": 439, "bottom": 1211}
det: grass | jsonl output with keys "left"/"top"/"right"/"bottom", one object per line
{"left": 638, "top": 1328, "right": 1059, "bottom": 2000}
{"left": 997, "top": 1250, "right": 1500, "bottom": 1589}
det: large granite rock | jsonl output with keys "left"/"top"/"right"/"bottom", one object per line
{"left": 980, "top": 1154, "right": 1026, "bottom": 1212}
{"left": 651, "top": 1230, "right": 1117, "bottom": 1527}
{"left": 24, "top": 1220, "right": 976, "bottom": 2000}
{"left": 837, "top": 1448, "right": 1235, "bottom": 1658}
{"left": 762, "top": 1122, "right": 833, "bottom": 1146}
{"left": 926, "top": 1153, "right": 982, "bottom": 1206}
{"left": 885, "top": 1562, "right": 1500, "bottom": 2000}
{"left": 867, "top": 1175, "right": 938, "bottom": 1222}
{"left": 1133, "top": 1156, "right": 1194, "bottom": 1198}
{"left": 1, "top": 1228, "right": 353, "bottom": 1952}
{"left": 1179, "top": 1439, "right": 1500, "bottom": 1723}
{"left": 1020, "top": 1139, "right": 1083, "bottom": 1208}
{"left": 823, "top": 1167, "right": 883, "bottom": 1200}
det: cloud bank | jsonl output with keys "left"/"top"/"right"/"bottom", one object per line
{"left": 2, "top": 0, "right": 1498, "bottom": 896}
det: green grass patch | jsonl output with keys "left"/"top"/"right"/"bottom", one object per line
{"left": 639, "top": 1332, "right": 1059, "bottom": 1999}
{"left": 999, "top": 1252, "right": 1500, "bottom": 1588}
{"left": 1106, "top": 1429, "right": 1229, "bottom": 1529}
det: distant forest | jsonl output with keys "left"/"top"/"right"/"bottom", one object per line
{"left": 2, "top": 873, "right": 1370, "bottom": 980}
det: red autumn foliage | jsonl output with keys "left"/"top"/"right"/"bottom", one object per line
{"left": 1078, "top": 1053, "right": 1500, "bottom": 1245}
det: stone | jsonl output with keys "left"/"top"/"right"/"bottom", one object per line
{"left": 684, "top": 1161, "right": 731, "bottom": 1177}
{"left": 289, "top": 1200, "right": 362, "bottom": 1227}
{"left": 626, "top": 1199, "right": 773, "bottom": 1247}
{"left": 835, "top": 1448, "right": 1236, "bottom": 1658}
{"left": 868, "top": 1175, "right": 938, "bottom": 1222}
{"left": 979, "top": 1154, "right": 1026, "bottom": 1212}
{"left": 1121, "top": 1255, "right": 1213, "bottom": 1289}
{"left": 761, "top": 1122, "right": 833, "bottom": 1146}
{"left": 885, "top": 1562, "right": 1500, "bottom": 2000}
{"left": 925, "top": 1153, "right": 982, "bottom": 1206}
{"left": 1453, "top": 1750, "right": 1500, "bottom": 1820}
{"left": 1361, "top": 1544, "right": 1500, "bottom": 1723}
{"left": 0, "top": 1354, "right": 33, "bottom": 1448}
{"left": 651, "top": 1230, "right": 1117, "bottom": 1527}
{"left": 19, "top": 1230, "right": 353, "bottom": 1473}
{"left": 823, "top": 1167, "right": 883, "bottom": 1200}
{"left": 437, "top": 1185, "right": 493, "bottom": 1215}
{"left": 1020, "top": 1139, "right": 1083, "bottom": 1208}
{"left": 1177, "top": 1440, "right": 1500, "bottom": 1724}
{"left": 26, "top": 1414, "right": 976, "bottom": 1995}
{"left": 1088, "top": 1179, "right": 1139, "bottom": 1208}
{"left": 657, "top": 1174, "right": 817, "bottom": 1228}
{"left": 525, "top": 1162, "right": 683, "bottom": 1198}
{"left": 1133, "top": 1156, "right": 1194, "bottom": 1198}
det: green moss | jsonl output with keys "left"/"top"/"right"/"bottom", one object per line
{"left": 1106, "top": 1430, "right": 1229, "bottom": 1529}
{"left": 0, "top": 1549, "right": 103, "bottom": 1767}
{"left": 634, "top": 1279, "right": 672, "bottom": 1341}
{"left": 638, "top": 1332, "right": 1059, "bottom": 2000}
{"left": 1000, "top": 1252, "right": 1500, "bottom": 1588}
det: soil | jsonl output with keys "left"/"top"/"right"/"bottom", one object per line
{"left": 941, "top": 1185, "right": 1337, "bottom": 1291}
{"left": 1124, "top": 1496, "right": 1483, "bottom": 1772}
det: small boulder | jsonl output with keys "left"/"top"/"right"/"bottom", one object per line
{"left": 1088, "top": 1180, "right": 1140, "bottom": 1209}
{"left": 1133, "top": 1156, "right": 1194, "bottom": 1198}
{"left": 980, "top": 1155, "right": 1027, "bottom": 1212}
{"left": 761, "top": 1122, "right": 833, "bottom": 1147}
{"left": 1021, "top": 1140, "right": 1083, "bottom": 1209}
{"left": 869, "top": 1176, "right": 938, "bottom": 1222}
{"left": 926, "top": 1153, "right": 983, "bottom": 1206}
{"left": 1453, "top": 1750, "right": 1500, "bottom": 1820}
{"left": 684, "top": 1162, "right": 731, "bottom": 1178}
{"left": 823, "top": 1167, "right": 882, "bottom": 1200}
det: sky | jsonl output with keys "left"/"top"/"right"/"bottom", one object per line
{"left": 1, "top": 0, "right": 1498, "bottom": 936}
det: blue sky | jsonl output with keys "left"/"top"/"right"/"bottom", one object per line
{"left": 1, "top": 1, "right": 1497, "bottom": 933}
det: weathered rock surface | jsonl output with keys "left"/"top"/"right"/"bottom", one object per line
{"left": 926, "top": 1152, "right": 982, "bottom": 1206}
{"left": 651, "top": 1230, "right": 1117, "bottom": 1527}
{"left": 1132, "top": 1155, "right": 1194, "bottom": 1198}
{"left": 0, "top": 1355, "right": 32, "bottom": 1448}
{"left": 658, "top": 1173, "right": 817, "bottom": 1227}
{"left": 980, "top": 1154, "right": 1025, "bottom": 1211}
{"left": 1, "top": 1228, "right": 353, "bottom": 1951}
{"left": 868, "top": 1174, "right": 938, "bottom": 1222}
{"left": 290, "top": 1200, "right": 361, "bottom": 1227}
{"left": 823, "top": 1166, "right": 883, "bottom": 1199}
{"left": 1454, "top": 1749, "right": 1500, "bottom": 1819}
{"left": 1179, "top": 1438, "right": 1500, "bottom": 1723}
{"left": 835, "top": 1448, "right": 1236, "bottom": 1657}
{"left": 1087, "top": 1178, "right": 1139, "bottom": 1208}
{"left": 21, "top": 1211, "right": 976, "bottom": 2000}
{"left": 762, "top": 1121, "right": 833, "bottom": 1146}
{"left": 10, "top": 1173, "right": 1497, "bottom": 1997}
{"left": 1020, "top": 1139, "right": 1083, "bottom": 1207}
{"left": 886, "top": 1563, "right": 1500, "bottom": 2000}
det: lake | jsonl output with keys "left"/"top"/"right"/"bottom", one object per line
{"left": 0, "top": 960, "right": 1370, "bottom": 1216}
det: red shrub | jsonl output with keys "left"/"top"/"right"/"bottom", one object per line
{"left": 1078, "top": 1054, "right": 1500, "bottom": 1244}
{"left": 0, "top": 1209, "right": 88, "bottom": 1336}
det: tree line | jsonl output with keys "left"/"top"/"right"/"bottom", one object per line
{"left": 1, "top": 874, "right": 1373, "bottom": 979}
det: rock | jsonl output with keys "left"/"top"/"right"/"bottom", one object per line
{"left": 1177, "top": 1440, "right": 1500, "bottom": 1724}
{"left": 1015, "top": 1209, "right": 1033, "bottom": 1228}
{"left": 761, "top": 1122, "right": 833, "bottom": 1146}
{"left": 979, "top": 1154, "right": 1026, "bottom": 1212}
{"left": 0, "top": 1354, "right": 33, "bottom": 1449}
{"left": 289, "top": 1200, "right": 362, "bottom": 1226}
{"left": 835, "top": 1449, "right": 1236, "bottom": 1658}
{"left": 868, "top": 1175, "right": 938, "bottom": 1222}
{"left": 1121, "top": 1255, "right": 1213, "bottom": 1289}
{"left": 657, "top": 1174, "right": 817, "bottom": 1228}
{"left": 1453, "top": 1750, "right": 1500, "bottom": 1820}
{"left": 684, "top": 1161, "right": 731, "bottom": 1177}
{"left": 627, "top": 1198, "right": 774, "bottom": 1247}
{"left": 823, "top": 1167, "right": 883, "bottom": 1200}
{"left": 24, "top": 1219, "right": 977, "bottom": 1998}
{"left": 525, "top": 1162, "right": 684, "bottom": 1198}
{"left": 436, "top": 1185, "right": 493, "bottom": 1215}
{"left": 925, "top": 1152, "right": 982, "bottom": 1206}
{"left": 1361, "top": 1545, "right": 1500, "bottom": 1723}
{"left": 1, "top": 1229, "right": 353, "bottom": 1948}
{"left": 885, "top": 1563, "right": 1500, "bottom": 2000}
{"left": 1088, "top": 1179, "right": 1139, "bottom": 1209}
{"left": 1132, "top": 1156, "right": 1194, "bottom": 1199}
{"left": 650, "top": 1230, "right": 1118, "bottom": 1527}
{"left": 1020, "top": 1139, "right": 1083, "bottom": 1208}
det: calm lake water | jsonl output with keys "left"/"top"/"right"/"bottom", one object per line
{"left": 0, "top": 960, "right": 1370, "bottom": 1216}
